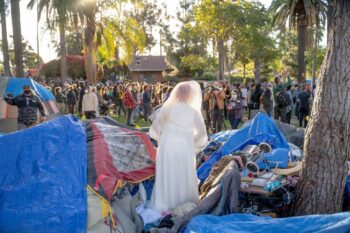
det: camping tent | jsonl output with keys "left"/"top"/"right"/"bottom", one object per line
{"left": 85, "top": 117, "right": 156, "bottom": 201}
{"left": 0, "top": 77, "right": 59, "bottom": 133}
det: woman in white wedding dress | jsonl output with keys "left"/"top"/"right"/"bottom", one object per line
{"left": 149, "top": 81, "right": 208, "bottom": 212}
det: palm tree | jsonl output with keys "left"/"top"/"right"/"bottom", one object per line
{"left": 10, "top": 0, "right": 24, "bottom": 77}
{"left": 72, "top": 0, "right": 98, "bottom": 84}
{"left": 28, "top": 0, "right": 72, "bottom": 84}
{"left": 75, "top": 0, "right": 145, "bottom": 83}
{"left": 270, "top": 0, "right": 327, "bottom": 83}
{"left": 0, "top": 0, "right": 10, "bottom": 76}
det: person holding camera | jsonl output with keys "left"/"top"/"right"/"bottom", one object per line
{"left": 204, "top": 81, "right": 226, "bottom": 133}
{"left": 4, "top": 85, "right": 46, "bottom": 130}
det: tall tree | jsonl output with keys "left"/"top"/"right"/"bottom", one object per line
{"left": 161, "top": 0, "right": 211, "bottom": 78}
{"left": 237, "top": 2, "right": 276, "bottom": 83}
{"left": 291, "top": 0, "right": 350, "bottom": 215}
{"left": 195, "top": 0, "right": 241, "bottom": 80}
{"left": 0, "top": 0, "right": 10, "bottom": 76}
{"left": 28, "top": 0, "right": 72, "bottom": 83}
{"left": 270, "top": 0, "right": 327, "bottom": 83}
{"left": 10, "top": 0, "right": 24, "bottom": 77}
{"left": 77, "top": 0, "right": 98, "bottom": 83}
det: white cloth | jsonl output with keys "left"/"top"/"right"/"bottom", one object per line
{"left": 149, "top": 102, "right": 207, "bottom": 212}
{"left": 136, "top": 205, "right": 162, "bottom": 225}
{"left": 82, "top": 92, "right": 99, "bottom": 113}
{"left": 149, "top": 81, "right": 207, "bottom": 212}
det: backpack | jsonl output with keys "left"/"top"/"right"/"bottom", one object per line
{"left": 277, "top": 92, "right": 290, "bottom": 108}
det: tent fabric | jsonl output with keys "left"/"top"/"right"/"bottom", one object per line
{"left": 86, "top": 117, "right": 156, "bottom": 200}
{"left": 4, "top": 77, "right": 55, "bottom": 101}
{"left": 197, "top": 113, "right": 290, "bottom": 181}
{"left": 183, "top": 213, "right": 350, "bottom": 233}
{"left": 0, "top": 115, "right": 87, "bottom": 233}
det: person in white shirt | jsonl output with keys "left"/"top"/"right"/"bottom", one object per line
{"left": 82, "top": 86, "right": 99, "bottom": 119}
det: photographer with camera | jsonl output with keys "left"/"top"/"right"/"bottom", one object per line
{"left": 204, "top": 81, "right": 226, "bottom": 133}
{"left": 4, "top": 85, "right": 46, "bottom": 130}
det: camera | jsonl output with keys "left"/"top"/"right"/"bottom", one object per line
{"left": 5, "top": 93, "right": 13, "bottom": 98}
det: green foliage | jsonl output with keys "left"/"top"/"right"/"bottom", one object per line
{"left": 194, "top": 0, "right": 242, "bottom": 41}
{"left": 305, "top": 45, "right": 326, "bottom": 77}
{"left": 39, "top": 55, "right": 85, "bottom": 78}
{"left": 51, "top": 27, "right": 84, "bottom": 56}
{"left": 276, "top": 32, "right": 298, "bottom": 77}
{"left": 161, "top": 0, "right": 215, "bottom": 78}
{"left": 130, "top": 1, "right": 162, "bottom": 53}
{"left": 8, "top": 40, "right": 42, "bottom": 70}
{"left": 200, "top": 72, "right": 217, "bottom": 81}
{"left": 270, "top": 0, "right": 327, "bottom": 31}
{"left": 95, "top": 14, "right": 147, "bottom": 67}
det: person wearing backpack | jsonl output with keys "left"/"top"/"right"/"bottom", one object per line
{"left": 273, "top": 76, "right": 291, "bottom": 123}
{"left": 298, "top": 85, "right": 311, "bottom": 128}
{"left": 275, "top": 89, "right": 290, "bottom": 123}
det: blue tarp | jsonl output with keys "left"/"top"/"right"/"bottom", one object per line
{"left": 184, "top": 213, "right": 350, "bottom": 233}
{"left": 197, "top": 113, "right": 290, "bottom": 181}
{"left": 4, "top": 77, "right": 55, "bottom": 101}
{"left": 0, "top": 115, "right": 87, "bottom": 233}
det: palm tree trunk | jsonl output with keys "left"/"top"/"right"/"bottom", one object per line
{"left": 10, "top": 0, "right": 24, "bottom": 77}
{"left": 59, "top": 14, "right": 68, "bottom": 84}
{"left": 217, "top": 37, "right": 225, "bottom": 80}
{"left": 0, "top": 0, "right": 10, "bottom": 76}
{"left": 297, "top": 16, "right": 307, "bottom": 84}
{"left": 291, "top": 0, "right": 350, "bottom": 216}
{"left": 84, "top": 12, "right": 97, "bottom": 84}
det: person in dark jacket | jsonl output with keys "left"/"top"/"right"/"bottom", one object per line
{"left": 5, "top": 85, "right": 46, "bottom": 130}
{"left": 66, "top": 86, "right": 77, "bottom": 115}
{"left": 142, "top": 84, "right": 152, "bottom": 122}
{"left": 227, "top": 90, "right": 243, "bottom": 129}
{"left": 78, "top": 81, "right": 85, "bottom": 117}
{"left": 55, "top": 87, "right": 66, "bottom": 114}
{"left": 298, "top": 85, "right": 311, "bottom": 128}
{"left": 250, "top": 83, "right": 263, "bottom": 119}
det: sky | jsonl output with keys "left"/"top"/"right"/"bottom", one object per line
{"left": 2, "top": 0, "right": 273, "bottom": 63}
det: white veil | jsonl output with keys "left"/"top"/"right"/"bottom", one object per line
{"left": 149, "top": 81, "right": 207, "bottom": 150}
{"left": 160, "top": 81, "right": 202, "bottom": 124}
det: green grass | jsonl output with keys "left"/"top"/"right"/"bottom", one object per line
{"left": 110, "top": 113, "right": 151, "bottom": 129}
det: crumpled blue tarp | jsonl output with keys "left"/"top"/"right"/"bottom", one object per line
{"left": 183, "top": 213, "right": 350, "bottom": 233}
{"left": 4, "top": 77, "right": 55, "bottom": 101}
{"left": 0, "top": 115, "right": 87, "bottom": 233}
{"left": 197, "top": 113, "right": 290, "bottom": 181}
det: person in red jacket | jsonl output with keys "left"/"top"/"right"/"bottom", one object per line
{"left": 123, "top": 84, "right": 136, "bottom": 126}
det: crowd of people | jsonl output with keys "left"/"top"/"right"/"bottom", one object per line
{"left": 7, "top": 75, "right": 314, "bottom": 131}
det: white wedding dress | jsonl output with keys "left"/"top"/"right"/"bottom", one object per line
{"left": 149, "top": 101, "right": 207, "bottom": 212}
